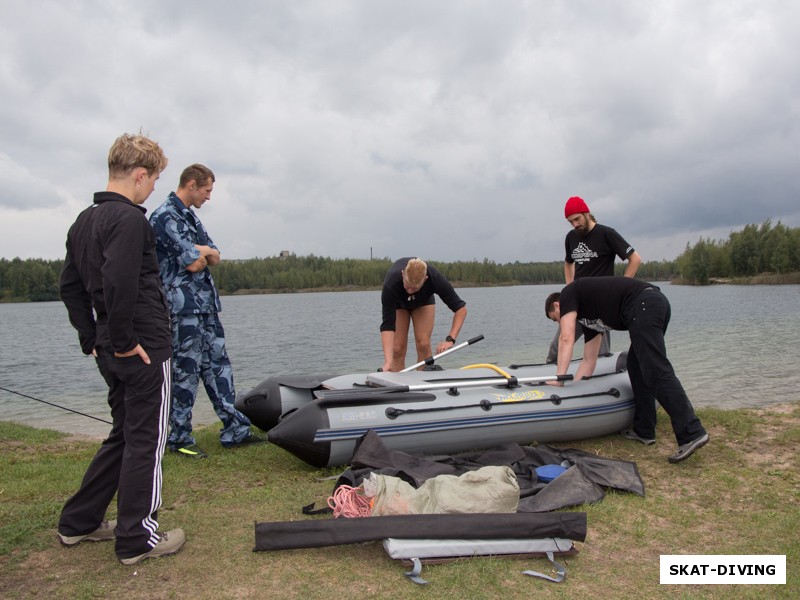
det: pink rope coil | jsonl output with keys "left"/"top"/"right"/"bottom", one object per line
{"left": 327, "top": 485, "right": 372, "bottom": 518}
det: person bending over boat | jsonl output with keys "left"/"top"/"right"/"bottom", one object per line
{"left": 380, "top": 257, "right": 467, "bottom": 372}
{"left": 546, "top": 195, "right": 642, "bottom": 363}
{"left": 544, "top": 277, "right": 709, "bottom": 464}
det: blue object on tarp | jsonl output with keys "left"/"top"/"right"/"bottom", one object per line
{"left": 535, "top": 464, "right": 567, "bottom": 483}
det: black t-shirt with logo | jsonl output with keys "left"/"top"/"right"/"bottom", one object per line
{"left": 564, "top": 223, "right": 635, "bottom": 278}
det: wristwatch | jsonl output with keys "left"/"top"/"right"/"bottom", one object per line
{"left": 445, "top": 335, "right": 456, "bottom": 343}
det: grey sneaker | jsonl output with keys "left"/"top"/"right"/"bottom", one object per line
{"left": 668, "top": 433, "right": 710, "bottom": 463}
{"left": 119, "top": 528, "right": 186, "bottom": 565}
{"left": 58, "top": 519, "right": 117, "bottom": 547}
{"left": 619, "top": 429, "right": 656, "bottom": 446}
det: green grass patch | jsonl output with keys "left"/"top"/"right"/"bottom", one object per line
{"left": 0, "top": 402, "right": 797, "bottom": 599}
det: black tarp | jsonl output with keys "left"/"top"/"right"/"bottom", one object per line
{"left": 333, "top": 430, "right": 645, "bottom": 513}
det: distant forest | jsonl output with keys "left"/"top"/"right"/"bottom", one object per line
{"left": 1, "top": 220, "right": 798, "bottom": 303}
{"left": 673, "top": 220, "right": 800, "bottom": 285}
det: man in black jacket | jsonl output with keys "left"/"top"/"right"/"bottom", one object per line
{"left": 545, "top": 277, "right": 709, "bottom": 463}
{"left": 57, "top": 133, "right": 185, "bottom": 564}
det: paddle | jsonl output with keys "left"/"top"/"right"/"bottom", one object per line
{"left": 400, "top": 334, "right": 485, "bottom": 372}
{"left": 314, "top": 373, "right": 574, "bottom": 399}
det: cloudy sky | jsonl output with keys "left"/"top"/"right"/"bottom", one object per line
{"left": 1, "top": 0, "right": 798, "bottom": 264}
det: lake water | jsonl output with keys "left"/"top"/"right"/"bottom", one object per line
{"left": 1, "top": 283, "right": 798, "bottom": 438}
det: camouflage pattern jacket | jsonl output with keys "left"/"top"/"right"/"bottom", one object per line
{"left": 149, "top": 192, "right": 222, "bottom": 316}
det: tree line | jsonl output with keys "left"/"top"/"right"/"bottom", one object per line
{"left": 674, "top": 220, "right": 800, "bottom": 284}
{"left": 1, "top": 220, "right": 798, "bottom": 302}
{"left": 0, "top": 255, "right": 678, "bottom": 302}
{"left": 210, "top": 255, "right": 678, "bottom": 293}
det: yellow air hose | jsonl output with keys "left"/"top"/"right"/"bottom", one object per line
{"left": 460, "top": 363, "right": 513, "bottom": 379}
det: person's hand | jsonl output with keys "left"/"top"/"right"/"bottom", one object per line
{"left": 435, "top": 340, "right": 454, "bottom": 354}
{"left": 114, "top": 344, "right": 151, "bottom": 364}
{"left": 545, "top": 375, "right": 564, "bottom": 387}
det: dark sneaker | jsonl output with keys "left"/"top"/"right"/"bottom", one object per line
{"left": 619, "top": 429, "right": 656, "bottom": 446}
{"left": 119, "top": 528, "right": 186, "bottom": 565}
{"left": 222, "top": 432, "right": 268, "bottom": 449}
{"left": 668, "top": 433, "right": 710, "bottom": 463}
{"left": 58, "top": 519, "right": 117, "bottom": 547}
{"left": 169, "top": 443, "right": 208, "bottom": 459}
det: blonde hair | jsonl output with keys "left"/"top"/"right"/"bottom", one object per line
{"left": 404, "top": 258, "right": 428, "bottom": 288}
{"left": 108, "top": 133, "right": 168, "bottom": 178}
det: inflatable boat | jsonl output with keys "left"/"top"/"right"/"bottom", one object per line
{"left": 236, "top": 349, "right": 635, "bottom": 468}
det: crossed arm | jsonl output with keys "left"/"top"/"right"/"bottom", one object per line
{"left": 186, "top": 245, "right": 221, "bottom": 272}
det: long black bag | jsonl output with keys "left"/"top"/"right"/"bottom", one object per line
{"left": 254, "top": 512, "right": 586, "bottom": 551}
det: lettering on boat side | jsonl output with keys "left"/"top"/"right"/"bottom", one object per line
{"left": 341, "top": 410, "right": 378, "bottom": 423}
{"left": 492, "top": 390, "right": 546, "bottom": 403}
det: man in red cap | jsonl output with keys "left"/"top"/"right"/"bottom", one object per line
{"left": 546, "top": 196, "right": 642, "bottom": 363}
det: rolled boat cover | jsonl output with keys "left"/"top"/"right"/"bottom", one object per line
{"left": 254, "top": 512, "right": 586, "bottom": 551}
{"left": 368, "top": 465, "right": 520, "bottom": 515}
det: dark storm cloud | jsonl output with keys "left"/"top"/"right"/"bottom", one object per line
{"left": 1, "top": 0, "right": 798, "bottom": 261}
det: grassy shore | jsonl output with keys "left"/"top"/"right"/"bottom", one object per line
{"left": 1, "top": 402, "right": 797, "bottom": 599}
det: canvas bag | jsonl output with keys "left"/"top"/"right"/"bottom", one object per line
{"left": 365, "top": 465, "right": 519, "bottom": 515}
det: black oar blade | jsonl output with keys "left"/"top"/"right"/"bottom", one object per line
{"left": 314, "top": 385, "right": 410, "bottom": 399}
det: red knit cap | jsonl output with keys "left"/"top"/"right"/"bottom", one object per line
{"left": 564, "top": 196, "right": 590, "bottom": 218}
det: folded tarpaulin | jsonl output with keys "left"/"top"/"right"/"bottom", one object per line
{"left": 329, "top": 430, "right": 645, "bottom": 513}
{"left": 254, "top": 512, "right": 587, "bottom": 551}
{"left": 367, "top": 465, "right": 520, "bottom": 515}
